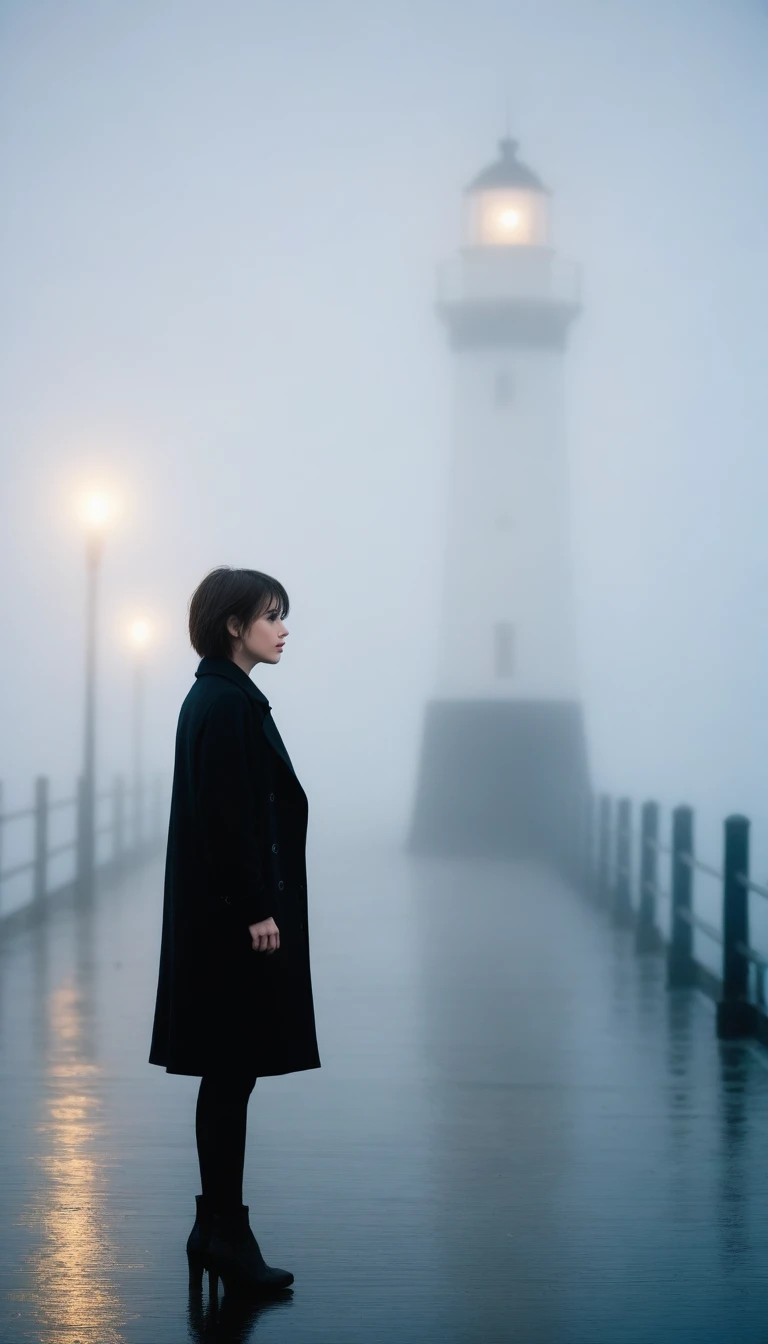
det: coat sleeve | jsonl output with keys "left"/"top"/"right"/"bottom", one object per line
{"left": 195, "top": 692, "right": 274, "bottom": 927}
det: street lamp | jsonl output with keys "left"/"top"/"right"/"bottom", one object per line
{"left": 128, "top": 618, "right": 152, "bottom": 849}
{"left": 76, "top": 490, "right": 115, "bottom": 895}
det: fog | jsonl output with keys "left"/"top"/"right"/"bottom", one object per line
{"left": 2, "top": 0, "right": 767, "bottom": 899}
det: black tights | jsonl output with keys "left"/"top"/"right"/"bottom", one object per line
{"left": 195, "top": 1066, "right": 259, "bottom": 1213}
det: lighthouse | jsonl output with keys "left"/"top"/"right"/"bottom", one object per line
{"left": 407, "top": 137, "right": 590, "bottom": 860}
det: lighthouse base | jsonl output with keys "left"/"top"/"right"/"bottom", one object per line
{"left": 405, "top": 698, "right": 590, "bottom": 861}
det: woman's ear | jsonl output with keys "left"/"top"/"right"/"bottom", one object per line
{"left": 226, "top": 615, "right": 240, "bottom": 641}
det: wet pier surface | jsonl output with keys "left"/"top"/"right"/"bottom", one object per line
{"left": 2, "top": 833, "right": 768, "bottom": 1344}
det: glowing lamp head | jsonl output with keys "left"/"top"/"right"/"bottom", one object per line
{"left": 79, "top": 490, "right": 115, "bottom": 532}
{"left": 463, "top": 137, "right": 551, "bottom": 248}
{"left": 129, "top": 619, "right": 152, "bottom": 648}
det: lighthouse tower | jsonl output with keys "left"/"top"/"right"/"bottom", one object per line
{"left": 407, "top": 137, "right": 590, "bottom": 860}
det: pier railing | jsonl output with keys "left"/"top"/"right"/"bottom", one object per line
{"left": 560, "top": 792, "right": 768, "bottom": 1044}
{"left": 0, "top": 772, "right": 167, "bottom": 933}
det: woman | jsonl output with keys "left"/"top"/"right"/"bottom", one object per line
{"left": 149, "top": 566, "right": 321, "bottom": 1296}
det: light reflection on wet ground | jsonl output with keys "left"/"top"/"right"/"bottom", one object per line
{"left": 2, "top": 834, "right": 768, "bottom": 1343}
{"left": 23, "top": 985, "right": 125, "bottom": 1343}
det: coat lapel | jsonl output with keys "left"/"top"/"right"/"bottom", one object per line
{"left": 195, "top": 656, "right": 297, "bottom": 777}
{"left": 260, "top": 710, "right": 296, "bottom": 776}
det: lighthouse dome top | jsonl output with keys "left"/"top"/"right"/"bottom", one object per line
{"left": 466, "top": 138, "right": 549, "bottom": 195}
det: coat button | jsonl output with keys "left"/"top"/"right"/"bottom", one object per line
{"left": 269, "top": 792, "right": 275, "bottom": 801}
{"left": 278, "top": 880, "right": 284, "bottom": 890}
{"left": 299, "top": 882, "right": 304, "bottom": 891}
{"left": 271, "top": 843, "right": 279, "bottom": 853}
{"left": 300, "top": 921, "right": 305, "bottom": 931}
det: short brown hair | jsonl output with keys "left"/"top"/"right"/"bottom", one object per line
{"left": 188, "top": 567, "right": 290, "bottom": 659}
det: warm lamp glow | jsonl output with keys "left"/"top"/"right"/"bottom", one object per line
{"left": 78, "top": 491, "right": 115, "bottom": 532}
{"left": 129, "top": 619, "right": 152, "bottom": 647}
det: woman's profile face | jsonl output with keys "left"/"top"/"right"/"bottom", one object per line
{"left": 228, "top": 601, "right": 288, "bottom": 667}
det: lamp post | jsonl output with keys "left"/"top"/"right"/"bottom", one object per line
{"left": 77, "top": 492, "right": 113, "bottom": 896}
{"left": 128, "top": 618, "right": 152, "bottom": 850}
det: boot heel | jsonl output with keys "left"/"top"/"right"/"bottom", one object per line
{"left": 187, "top": 1250, "right": 205, "bottom": 1290}
{"left": 186, "top": 1194, "right": 214, "bottom": 1292}
{"left": 207, "top": 1265, "right": 220, "bottom": 1299}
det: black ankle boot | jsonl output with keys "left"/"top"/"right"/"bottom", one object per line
{"left": 206, "top": 1203, "right": 294, "bottom": 1293}
{"left": 186, "top": 1194, "right": 214, "bottom": 1289}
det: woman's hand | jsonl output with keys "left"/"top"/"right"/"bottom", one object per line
{"left": 248, "top": 915, "right": 280, "bottom": 954}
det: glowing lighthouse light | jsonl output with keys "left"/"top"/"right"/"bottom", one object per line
{"left": 499, "top": 208, "right": 520, "bottom": 231}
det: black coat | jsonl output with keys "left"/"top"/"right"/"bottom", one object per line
{"left": 148, "top": 656, "right": 321, "bottom": 1078}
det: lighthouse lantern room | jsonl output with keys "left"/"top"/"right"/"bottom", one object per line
{"left": 464, "top": 136, "right": 551, "bottom": 247}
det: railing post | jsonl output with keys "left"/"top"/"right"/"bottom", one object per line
{"left": 580, "top": 789, "right": 594, "bottom": 894}
{"left": 597, "top": 794, "right": 612, "bottom": 908}
{"left": 716, "top": 814, "right": 754, "bottom": 1038}
{"left": 33, "top": 775, "right": 49, "bottom": 907}
{"left": 635, "top": 800, "right": 663, "bottom": 953}
{"left": 667, "top": 805, "right": 696, "bottom": 988}
{"left": 562, "top": 789, "right": 579, "bottom": 885}
{"left": 76, "top": 774, "right": 94, "bottom": 899}
{"left": 573, "top": 788, "right": 585, "bottom": 885}
{"left": 613, "top": 796, "right": 634, "bottom": 927}
{"left": 560, "top": 791, "right": 573, "bottom": 883}
{"left": 113, "top": 774, "right": 126, "bottom": 869}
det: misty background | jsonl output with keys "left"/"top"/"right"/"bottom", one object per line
{"left": 2, "top": 0, "right": 767, "bottom": 940}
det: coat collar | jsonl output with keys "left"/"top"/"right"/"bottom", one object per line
{"left": 195, "top": 656, "right": 270, "bottom": 708}
{"left": 194, "top": 656, "right": 297, "bottom": 778}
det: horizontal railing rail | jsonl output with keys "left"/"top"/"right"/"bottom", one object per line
{"left": 558, "top": 792, "right": 768, "bottom": 1045}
